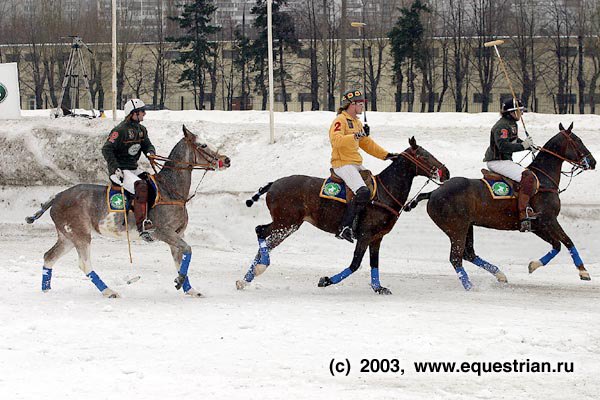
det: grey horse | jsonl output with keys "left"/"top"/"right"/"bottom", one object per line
{"left": 26, "top": 125, "right": 231, "bottom": 298}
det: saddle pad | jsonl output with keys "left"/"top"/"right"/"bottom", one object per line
{"left": 320, "top": 178, "right": 349, "bottom": 203}
{"left": 319, "top": 176, "right": 377, "bottom": 204}
{"left": 481, "top": 177, "right": 516, "bottom": 199}
{"left": 106, "top": 186, "right": 131, "bottom": 212}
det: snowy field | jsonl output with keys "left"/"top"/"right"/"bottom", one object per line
{"left": 1, "top": 110, "right": 599, "bottom": 399}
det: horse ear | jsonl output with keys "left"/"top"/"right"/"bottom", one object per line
{"left": 409, "top": 136, "right": 417, "bottom": 149}
{"left": 182, "top": 124, "right": 193, "bottom": 138}
{"left": 568, "top": 122, "right": 573, "bottom": 132}
{"left": 559, "top": 122, "right": 565, "bottom": 132}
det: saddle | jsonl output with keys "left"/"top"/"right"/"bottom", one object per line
{"left": 480, "top": 169, "right": 539, "bottom": 199}
{"left": 319, "top": 169, "right": 377, "bottom": 204}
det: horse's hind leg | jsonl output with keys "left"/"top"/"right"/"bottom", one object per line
{"left": 41, "top": 231, "right": 74, "bottom": 291}
{"left": 73, "top": 236, "right": 119, "bottom": 298}
{"left": 236, "top": 220, "right": 301, "bottom": 290}
{"left": 446, "top": 224, "right": 474, "bottom": 290}
{"left": 462, "top": 225, "right": 507, "bottom": 283}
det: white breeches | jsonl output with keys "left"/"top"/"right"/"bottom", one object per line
{"left": 486, "top": 160, "right": 526, "bottom": 182}
{"left": 333, "top": 164, "right": 367, "bottom": 193}
{"left": 110, "top": 168, "right": 144, "bottom": 194}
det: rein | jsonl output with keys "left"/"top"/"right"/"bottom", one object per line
{"left": 529, "top": 130, "right": 591, "bottom": 194}
{"left": 148, "top": 137, "right": 225, "bottom": 205}
{"left": 372, "top": 148, "right": 440, "bottom": 217}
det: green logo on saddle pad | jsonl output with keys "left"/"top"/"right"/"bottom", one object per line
{"left": 110, "top": 193, "right": 125, "bottom": 210}
{"left": 324, "top": 182, "right": 342, "bottom": 196}
{"left": 492, "top": 182, "right": 510, "bottom": 196}
{"left": 0, "top": 83, "right": 7, "bottom": 104}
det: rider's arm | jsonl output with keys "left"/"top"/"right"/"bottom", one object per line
{"left": 329, "top": 117, "right": 356, "bottom": 148}
{"left": 101, "top": 129, "right": 122, "bottom": 175}
{"left": 359, "top": 136, "right": 388, "bottom": 160}
{"left": 140, "top": 126, "right": 156, "bottom": 156}
{"left": 494, "top": 128, "right": 526, "bottom": 153}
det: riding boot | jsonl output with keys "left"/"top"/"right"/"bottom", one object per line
{"left": 518, "top": 170, "right": 540, "bottom": 232}
{"left": 336, "top": 187, "right": 370, "bottom": 243}
{"left": 134, "top": 180, "right": 154, "bottom": 241}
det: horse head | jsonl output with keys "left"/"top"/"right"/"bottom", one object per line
{"left": 549, "top": 123, "right": 596, "bottom": 171}
{"left": 182, "top": 125, "right": 231, "bottom": 170}
{"left": 395, "top": 136, "right": 450, "bottom": 182}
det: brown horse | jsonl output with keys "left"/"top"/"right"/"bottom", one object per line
{"left": 406, "top": 123, "right": 596, "bottom": 290}
{"left": 236, "top": 137, "right": 450, "bottom": 294}
{"left": 26, "top": 126, "right": 231, "bottom": 298}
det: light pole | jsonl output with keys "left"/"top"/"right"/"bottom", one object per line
{"left": 351, "top": 21, "right": 367, "bottom": 124}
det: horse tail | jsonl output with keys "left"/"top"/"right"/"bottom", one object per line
{"left": 246, "top": 182, "right": 273, "bottom": 207}
{"left": 25, "top": 195, "right": 56, "bottom": 224}
{"left": 403, "top": 192, "right": 432, "bottom": 212}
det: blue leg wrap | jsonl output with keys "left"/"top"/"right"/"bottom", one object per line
{"left": 258, "top": 239, "right": 270, "bottom": 266}
{"left": 87, "top": 271, "right": 108, "bottom": 292}
{"left": 471, "top": 256, "right": 500, "bottom": 274}
{"left": 371, "top": 268, "right": 381, "bottom": 289}
{"left": 42, "top": 266, "right": 52, "bottom": 291}
{"left": 455, "top": 267, "right": 473, "bottom": 291}
{"left": 330, "top": 267, "right": 353, "bottom": 284}
{"left": 244, "top": 255, "right": 260, "bottom": 283}
{"left": 540, "top": 248, "right": 560, "bottom": 266}
{"left": 179, "top": 252, "right": 192, "bottom": 276}
{"left": 182, "top": 277, "right": 192, "bottom": 292}
{"left": 568, "top": 246, "right": 584, "bottom": 267}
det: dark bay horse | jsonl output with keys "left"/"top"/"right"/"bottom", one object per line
{"left": 26, "top": 126, "right": 231, "bottom": 298}
{"left": 237, "top": 137, "right": 450, "bottom": 294}
{"left": 407, "top": 123, "right": 595, "bottom": 290}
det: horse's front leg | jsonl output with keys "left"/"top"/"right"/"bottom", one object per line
{"left": 553, "top": 221, "right": 590, "bottom": 281}
{"left": 318, "top": 238, "right": 369, "bottom": 289}
{"left": 368, "top": 238, "right": 392, "bottom": 295}
{"left": 155, "top": 230, "right": 202, "bottom": 297}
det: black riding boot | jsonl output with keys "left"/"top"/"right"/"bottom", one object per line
{"left": 336, "top": 187, "right": 370, "bottom": 243}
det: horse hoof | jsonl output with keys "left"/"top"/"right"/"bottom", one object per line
{"left": 318, "top": 276, "right": 332, "bottom": 287}
{"left": 236, "top": 280, "right": 247, "bottom": 290}
{"left": 528, "top": 260, "right": 543, "bottom": 274}
{"left": 185, "top": 289, "right": 203, "bottom": 297}
{"left": 102, "top": 288, "right": 120, "bottom": 298}
{"left": 579, "top": 271, "right": 591, "bottom": 281}
{"left": 374, "top": 287, "right": 392, "bottom": 295}
{"left": 495, "top": 271, "right": 508, "bottom": 283}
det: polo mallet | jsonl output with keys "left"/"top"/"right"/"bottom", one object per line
{"left": 120, "top": 184, "right": 140, "bottom": 285}
{"left": 351, "top": 21, "right": 368, "bottom": 124}
{"left": 484, "top": 39, "right": 530, "bottom": 138}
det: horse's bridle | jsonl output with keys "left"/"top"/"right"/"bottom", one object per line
{"left": 530, "top": 130, "right": 592, "bottom": 193}
{"left": 535, "top": 130, "right": 592, "bottom": 171}
{"left": 149, "top": 136, "right": 224, "bottom": 173}
{"left": 400, "top": 146, "right": 446, "bottom": 182}
{"left": 374, "top": 147, "right": 445, "bottom": 217}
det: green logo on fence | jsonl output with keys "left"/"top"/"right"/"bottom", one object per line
{"left": 492, "top": 182, "right": 510, "bottom": 196}
{"left": 110, "top": 193, "right": 125, "bottom": 210}
{"left": 0, "top": 83, "right": 7, "bottom": 104}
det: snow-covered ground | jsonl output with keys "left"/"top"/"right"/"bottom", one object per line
{"left": 1, "top": 110, "right": 599, "bottom": 399}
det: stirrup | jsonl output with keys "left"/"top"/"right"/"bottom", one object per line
{"left": 336, "top": 226, "right": 354, "bottom": 243}
{"left": 525, "top": 206, "right": 540, "bottom": 220}
{"left": 142, "top": 219, "right": 155, "bottom": 233}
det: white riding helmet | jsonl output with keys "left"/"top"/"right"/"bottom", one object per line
{"left": 123, "top": 99, "right": 146, "bottom": 116}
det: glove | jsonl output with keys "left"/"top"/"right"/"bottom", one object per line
{"left": 363, "top": 124, "right": 370, "bottom": 135}
{"left": 114, "top": 168, "right": 124, "bottom": 180}
{"left": 354, "top": 129, "right": 369, "bottom": 140}
{"left": 522, "top": 136, "right": 534, "bottom": 149}
{"left": 385, "top": 152, "right": 400, "bottom": 160}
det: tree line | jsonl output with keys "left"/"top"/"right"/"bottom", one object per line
{"left": 1, "top": 0, "right": 600, "bottom": 114}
